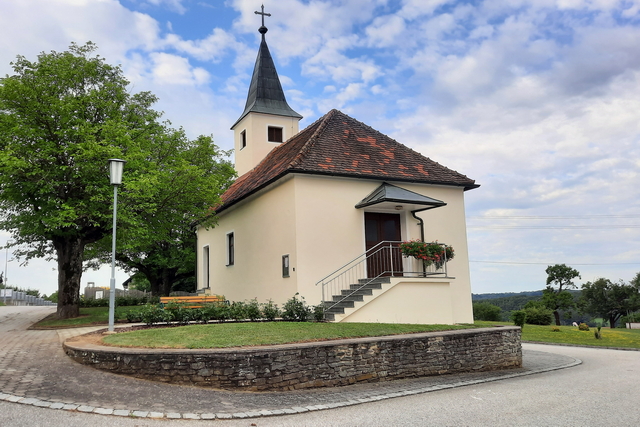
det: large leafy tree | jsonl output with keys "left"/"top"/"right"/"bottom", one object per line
{"left": 86, "top": 134, "right": 235, "bottom": 297}
{"left": 542, "top": 264, "right": 581, "bottom": 326}
{"left": 0, "top": 43, "right": 232, "bottom": 317}
{"left": 580, "top": 276, "right": 640, "bottom": 328}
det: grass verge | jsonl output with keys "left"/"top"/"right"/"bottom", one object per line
{"left": 475, "top": 321, "right": 640, "bottom": 349}
{"left": 32, "top": 306, "right": 140, "bottom": 329}
{"left": 101, "top": 322, "right": 479, "bottom": 349}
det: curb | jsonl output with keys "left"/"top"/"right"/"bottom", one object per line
{"left": 0, "top": 355, "right": 582, "bottom": 420}
{"left": 523, "top": 340, "right": 640, "bottom": 352}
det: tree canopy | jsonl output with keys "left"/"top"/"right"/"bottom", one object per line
{"left": 543, "top": 264, "right": 581, "bottom": 325}
{"left": 580, "top": 276, "right": 640, "bottom": 328}
{"left": 0, "top": 42, "right": 234, "bottom": 317}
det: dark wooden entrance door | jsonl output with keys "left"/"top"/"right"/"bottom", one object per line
{"left": 364, "top": 212, "right": 403, "bottom": 278}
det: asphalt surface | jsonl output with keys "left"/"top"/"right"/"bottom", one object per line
{"left": 2, "top": 306, "right": 635, "bottom": 426}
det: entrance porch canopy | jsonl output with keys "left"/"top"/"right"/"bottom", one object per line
{"left": 355, "top": 182, "right": 446, "bottom": 211}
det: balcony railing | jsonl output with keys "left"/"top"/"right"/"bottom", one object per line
{"left": 315, "top": 241, "right": 450, "bottom": 312}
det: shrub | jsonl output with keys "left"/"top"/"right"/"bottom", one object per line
{"left": 166, "top": 303, "right": 195, "bottom": 325}
{"left": 473, "top": 302, "right": 502, "bottom": 321}
{"left": 245, "top": 299, "right": 262, "bottom": 322}
{"left": 125, "top": 309, "right": 143, "bottom": 323}
{"left": 523, "top": 307, "right": 553, "bottom": 325}
{"left": 511, "top": 310, "right": 526, "bottom": 329}
{"left": 229, "top": 301, "right": 247, "bottom": 321}
{"left": 594, "top": 326, "right": 602, "bottom": 339}
{"left": 551, "top": 326, "right": 560, "bottom": 332}
{"left": 261, "top": 300, "right": 281, "bottom": 321}
{"left": 282, "top": 293, "right": 311, "bottom": 322}
{"left": 579, "top": 323, "right": 590, "bottom": 331}
{"left": 139, "top": 304, "right": 170, "bottom": 326}
{"left": 191, "top": 307, "right": 210, "bottom": 324}
{"left": 313, "top": 304, "right": 325, "bottom": 322}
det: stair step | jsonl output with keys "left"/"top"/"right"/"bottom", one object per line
{"left": 341, "top": 288, "right": 373, "bottom": 296}
{"left": 324, "top": 306, "right": 345, "bottom": 314}
{"left": 332, "top": 293, "right": 364, "bottom": 302}
{"left": 357, "top": 277, "right": 391, "bottom": 285}
{"left": 324, "top": 300, "right": 354, "bottom": 309}
{"left": 350, "top": 282, "right": 382, "bottom": 291}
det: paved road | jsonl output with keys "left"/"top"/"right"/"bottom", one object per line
{"left": 1, "top": 306, "right": 638, "bottom": 426}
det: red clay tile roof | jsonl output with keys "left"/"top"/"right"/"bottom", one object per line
{"left": 218, "top": 109, "right": 478, "bottom": 213}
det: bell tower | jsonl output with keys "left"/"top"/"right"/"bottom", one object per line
{"left": 231, "top": 5, "right": 302, "bottom": 176}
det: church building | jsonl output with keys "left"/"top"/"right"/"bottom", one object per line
{"left": 196, "top": 12, "right": 479, "bottom": 324}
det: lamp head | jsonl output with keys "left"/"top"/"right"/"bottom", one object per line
{"left": 108, "top": 159, "right": 126, "bottom": 185}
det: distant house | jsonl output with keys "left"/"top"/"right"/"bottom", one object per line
{"left": 196, "top": 21, "right": 479, "bottom": 324}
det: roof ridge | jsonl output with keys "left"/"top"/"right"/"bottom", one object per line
{"left": 287, "top": 109, "right": 338, "bottom": 169}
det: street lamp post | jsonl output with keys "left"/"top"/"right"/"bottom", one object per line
{"left": 3, "top": 241, "right": 11, "bottom": 305}
{"left": 108, "top": 159, "right": 125, "bottom": 332}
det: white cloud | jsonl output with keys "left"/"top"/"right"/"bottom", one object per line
{"left": 149, "top": 52, "right": 210, "bottom": 85}
{"left": 164, "top": 28, "right": 243, "bottom": 62}
{"left": 146, "top": 0, "right": 187, "bottom": 14}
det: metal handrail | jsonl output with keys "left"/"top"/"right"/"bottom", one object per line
{"left": 317, "top": 241, "right": 450, "bottom": 315}
{"left": 314, "top": 240, "right": 398, "bottom": 287}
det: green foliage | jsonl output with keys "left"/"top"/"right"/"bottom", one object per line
{"left": 579, "top": 323, "right": 590, "bottom": 331}
{"left": 245, "top": 299, "right": 262, "bottom": 322}
{"left": 546, "top": 264, "right": 581, "bottom": 290}
{"left": 580, "top": 276, "right": 640, "bottom": 328}
{"left": 523, "top": 306, "right": 553, "bottom": 325}
{"left": 472, "top": 302, "right": 502, "bottom": 321}
{"left": 78, "top": 295, "right": 151, "bottom": 308}
{"left": 0, "top": 42, "right": 235, "bottom": 319}
{"left": 313, "top": 304, "right": 326, "bottom": 322}
{"left": 261, "top": 300, "right": 281, "bottom": 321}
{"left": 594, "top": 325, "right": 602, "bottom": 339}
{"left": 229, "top": 301, "right": 247, "bottom": 321}
{"left": 45, "top": 291, "right": 59, "bottom": 303}
{"left": 282, "top": 293, "right": 311, "bottom": 322}
{"left": 138, "top": 304, "right": 171, "bottom": 326}
{"left": 551, "top": 326, "right": 560, "bottom": 332}
{"left": 511, "top": 310, "right": 527, "bottom": 328}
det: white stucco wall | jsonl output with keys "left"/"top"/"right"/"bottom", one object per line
{"left": 339, "top": 279, "right": 455, "bottom": 324}
{"left": 197, "top": 174, "right": 475, "bottom": 323}
{"left": 232, "top": 113, "right": 300, "bottom": 176}
{"left": 197, "top": 177, "right": 299, "bottom": 304}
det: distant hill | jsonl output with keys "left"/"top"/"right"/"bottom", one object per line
{"left": 472, "top": 290, "right": 582, "bottom": 313}
{"left": 472, "top": 291, "right": 543, "bottom": 301}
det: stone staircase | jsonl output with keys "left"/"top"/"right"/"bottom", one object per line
{"left": 323, "top": 277, "right": 391, "bottom": 321}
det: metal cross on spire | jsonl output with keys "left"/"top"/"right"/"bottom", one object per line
{"left": 255, "top": 4, "right": 271, "bottom": 28}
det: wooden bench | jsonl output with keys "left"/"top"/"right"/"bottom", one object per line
{"left": 159, "top": 295, "right": 226, "bottom": 309}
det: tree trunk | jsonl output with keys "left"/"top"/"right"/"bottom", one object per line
{"left": 553, "top": 310, "right": 561, "bottom": 326}
{"left": 609, "top": 314, "right": 619, "bottom": 329}
{"left": 54, "top": 237, "right": 86, "bottom": 319}
{"left": 159, "top": 268, "right": 174, "bottom": 296}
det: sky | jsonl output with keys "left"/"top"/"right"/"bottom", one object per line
{"left": 1, "top": 0, "right": 639, "bottom": 297}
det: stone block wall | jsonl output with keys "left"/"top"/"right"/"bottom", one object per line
{"left": 64, "top": 326, "right": 521, "bottom": 391}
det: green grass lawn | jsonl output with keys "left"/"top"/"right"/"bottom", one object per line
{"left": 476, "top": 321, "right": 640, "bottom": 349}
{"left": 101, "top": 322, "right": 478, "bottom": 349}
{"left": 32, "top": 306, "right": 140, "bottom": 329}
{"left": 34, "top": 308, "right": 640, "bottom": 350}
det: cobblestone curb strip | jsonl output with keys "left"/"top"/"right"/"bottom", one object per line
{"left": 0, "top": 354, "right": 582, "bottom": 420}
{"left": 63, "top": 327, "right": 522, "bottom": 391}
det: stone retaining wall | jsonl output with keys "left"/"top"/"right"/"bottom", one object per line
{"left": 63, "top": 326, "right": 521, "bottom": 391}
